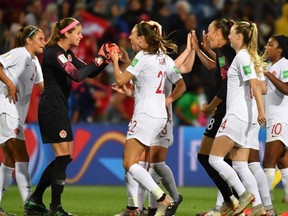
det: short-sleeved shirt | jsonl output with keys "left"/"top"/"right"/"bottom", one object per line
{"left": 0, "top": 47, "right": 43, "bottom": 122}
{"left": 226, "top": 49, "right": 258, "bottom": 123}
{"left": 265, "top": 57, "right": 288, "bottom": 127}
{"left": 126, "top": 50, "right": 177, "bottom": 119}
{"left": 151, "top": 59, "right": 183, "bottom": 145}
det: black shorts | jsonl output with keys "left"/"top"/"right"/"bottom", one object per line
{"left": 38, "top": 112, "right": 73, "bottom": 144}
{"left": 203, "top": 110, "right": 225, "bottom": 138}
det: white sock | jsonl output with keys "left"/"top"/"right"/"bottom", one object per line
{"left": 249, "top": 162, "right": 272, "bottom": 208}
{"left": 233, "top": 161, "right": 262, "bottom": 207}
{"left": 209, "top": 155, "right": 245, "bottom": 196}
{"left": 125, "top": 172, "right": 139, "bottom": 207}
{"left": 0, "top": 164, "right": 14, "bottom": 203}
{"left": 148, "top": 167, "right": 160, "bottom": 209}
{"left": 15, "top": 162, "right": 31, "bottom": 204}
{"left": 264, "top": 168, "right": 276, "bottom": 190}
{"left": 152, "top": 162, "right": 179, "bottom": 201}
{"left": 138, "top": 161, "right": 149, "bottom": 210}
{"left": 129, "top": 164, "right": 164, "bottom": 200}
{"left": 215, "top": 190, "right": 224, "bottom": 210}
{"left": 280, "top": 168, "right": 288, "bottom": 199}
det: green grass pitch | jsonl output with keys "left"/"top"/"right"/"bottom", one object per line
{"left": 1, "top": 186, "right": 287, "bottom": 215}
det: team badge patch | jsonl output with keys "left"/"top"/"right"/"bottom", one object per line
{"left": 59, "top": 130, "right": 67, "bottom": 138}
{"left": 2, "top": 53, "right": 12, "bottom": 60}
{"left": 218, "top": 56, "right": 226, "bottom": 67}
{"left": 243, "top": 65, "right": 252, "bottom": 75}
{"left": 283, "top": 70, "right": 288, "bottom": 78}
{"left": 67, "top": 54, "right": 72, "bottom": 62}
{"left": 130, "top": 58, "right": 139, "bottom": 67}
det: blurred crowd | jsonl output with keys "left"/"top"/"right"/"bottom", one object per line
{"left": 0, "top": 0, "right": 287, "bottom": 126}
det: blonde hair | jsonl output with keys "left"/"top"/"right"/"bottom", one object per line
{"left": 234, "top": 21, "right": 266, "bottom": 76}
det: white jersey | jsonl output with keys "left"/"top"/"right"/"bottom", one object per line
{"left": 126, "top": 50, "right": 178, "bottom": 118}
{"left": 226, "top": 49, "right": 258, "bottom": 123}
{"left": 265, "top": 57, "right": 288, "bottom": 126}
{"left": 0, "top": 47, "right": 43, "bottom": 122}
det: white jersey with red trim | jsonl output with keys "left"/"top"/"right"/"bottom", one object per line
{"left": 0, "top": 47, "right": 43, "bottom": 122}
{"left": 226, "top": 49, "right": 258, "bottom": 123}
{"left": 265, "top": 57, "right": 288, "bottom": 126}
{"left": 126, "top": 50, "right": 178, "bottom": 119}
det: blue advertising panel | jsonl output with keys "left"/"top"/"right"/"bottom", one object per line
{"left": 177, "top": 126, "right": 267, "bottom": 186}
{"left": 0, "top": 124, "right": 267, "bottom": 186}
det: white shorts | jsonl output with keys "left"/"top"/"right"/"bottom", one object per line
{"left": 246, "top": 123, "right": 260, "bottom": 150}
{"left": 266, "top": 122, "right": 288, "bottom": 148}
{"left": 215, "top": 114, "right": 253, "bottom": 148}
{"left": 126, "top": 113, "right": 167, "bottom": 147}
{"left": 151, "top": 120, "right": 173, "bottom": 148}
{"left": 0, "top": 113, "right": 25, "bottom": 145}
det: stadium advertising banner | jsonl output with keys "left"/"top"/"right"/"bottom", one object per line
{"left": 0, "top": 124, "right": 266, "bottom": 186}
{"left": 177, "top": 126, "right": 266, "bottom": 186}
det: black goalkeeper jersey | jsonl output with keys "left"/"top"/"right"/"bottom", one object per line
{"left": 39, "top": 44, "right": 104, "bottom": 116}
{"left": 213, "top": 43, "right": 236, "bottom": 114}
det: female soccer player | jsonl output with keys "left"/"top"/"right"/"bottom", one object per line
{"left": 189, "top": 18, "right": 238, "bottom": 215}
{"left": 0, "top": 25, "right": 45, "bottom": 215}
{"left": 24, "top": 17, "right": 111, "bottom": 216}
{"left": 111, "top": 20, "right": 184, "bottom": 216}
{"left": 263, "top": 35, "right": 288, "bottom": 208}
{"left": 114, "top": 24, "right": 193, "bottom": 216}
{"left": 208, "top": 21, "right": 267, "bottom": 215}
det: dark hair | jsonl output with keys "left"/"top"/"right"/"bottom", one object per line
{"left": 273, "top": 35, "right": 288, "bottom": 59}
{"left": 135, "top": 22, "right": 177, "bottom": 55}
{"left": 212, "top": 18, "right": 235, "bottom": 40}
{"left": 46, "top": 17, "right": 81, "bottom": 48}
{"left": 15, "top": 25, "right": 41, "bottom": 48}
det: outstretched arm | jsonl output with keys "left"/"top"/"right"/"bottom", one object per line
{"left": 191, "top": 30, "right": 216, "bottom": 70}
{"left": 176, "top": 32, "right": 196, "bottom": 74}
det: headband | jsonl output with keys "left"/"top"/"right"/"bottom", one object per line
{"left": 28, "top": 28, "right": 38, "bottom": 38}
{"left": 60, "top": 20, "right": 80, "bottom": 34}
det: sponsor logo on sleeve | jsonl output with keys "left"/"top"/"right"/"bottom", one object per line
{"left": 130, "top": 58, "right": 139, "bottom": 67}
{"left": 58, "top": 54, "right": 68, "bottom": 64}
{"left": 243, "top": 65, "right": 252, "bottom": 75}
{"left": 218, "top": 56, "right": 226, "bottom": 67}
{"left": 283, "top": 70, "right": 288, "bottom": 78}
{"left": 3, "top": 53, "right": 12, "bottom": 60}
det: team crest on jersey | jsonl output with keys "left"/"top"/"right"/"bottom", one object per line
{"left": 173, "top": 66, "right": 180, "bottom": 74}
{"left": 243, "top": 65, "right": 251, "bottom": 75}
{"left": 130, "top": 58, "right": 139, "bottom": 67}
{"left": 283, "top": 70, "right": 288, "bottom": 78}
{"left": 58, "top": 54, "right": 68, "bottom": 64}
{"left": 67, "top": 54, "right": 72, "bottom": 62}
{"left": 59, "top": 130, "right": 67, "bottom": 138}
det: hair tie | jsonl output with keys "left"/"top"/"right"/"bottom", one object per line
{"left": 60, "top": 20, "right": 80, "bottom": 34}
